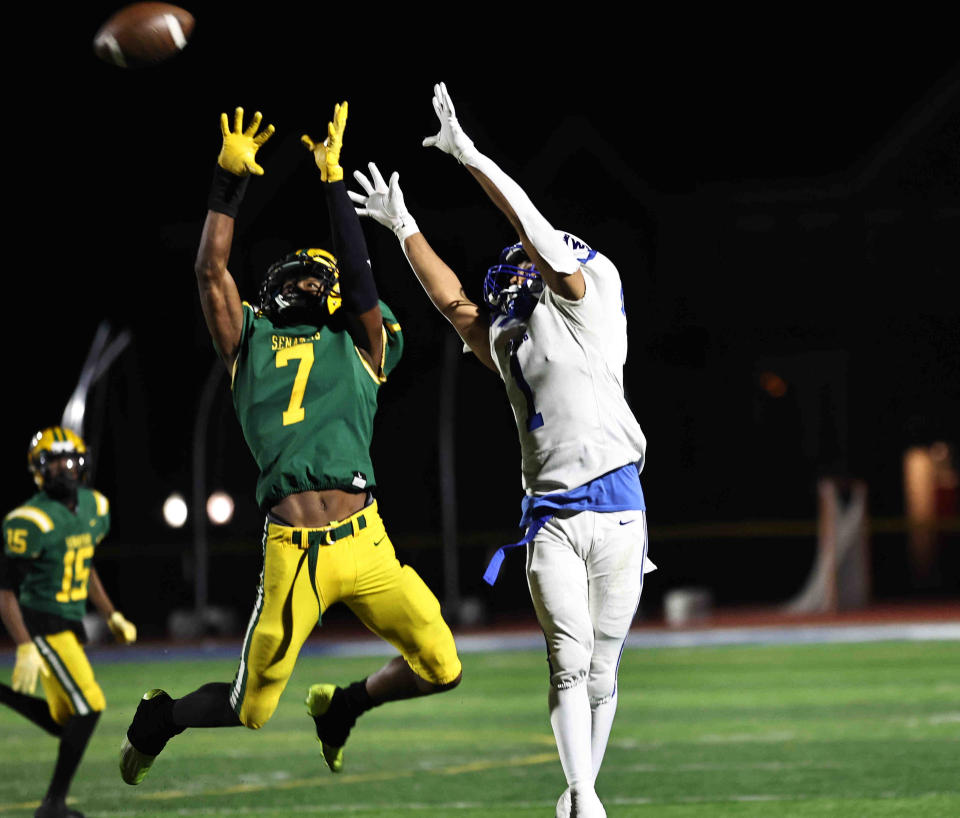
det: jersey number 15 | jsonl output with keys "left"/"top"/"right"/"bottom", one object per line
{"left": 57, "top": 546, "right": 93, "bottom": 603}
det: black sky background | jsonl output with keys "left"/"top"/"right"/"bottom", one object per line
{"left": 2, "top": 5, "right": 957, "bottom": 619}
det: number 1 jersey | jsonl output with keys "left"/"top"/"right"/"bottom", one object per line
{"left": 488, "top": 241, "right": 646, "bottom": 495}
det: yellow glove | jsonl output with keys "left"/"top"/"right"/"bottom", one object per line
{"left": 108, "top": 611, "right": 137, "bottom": 644}
{"left": 301, "top": 100, "right": 348, "bottom": 182}
{"left": 13, "top": 642, "right": 47, "bottom": 694}
{"left": 218, "top": 107, "right": 275, "bottom": 177}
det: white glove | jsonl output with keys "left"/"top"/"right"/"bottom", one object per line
{"left": 422, "top": 82, "right": 476, "bottom": 164}
{"left": 13, "top": 642, "right": 47, "bottom": 694}
{"left": 349, "top": 162, "right": 420, "bottom": 242}
{"left": 108, "top": 611, "right": 137, "bottom": 644}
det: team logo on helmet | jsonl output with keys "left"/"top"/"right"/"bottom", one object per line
{"left": 483, "top": 243, "right": 544, "bottom": 321}
{"left": 28, "top": 426, "right": 88, "bottom": 492}
{"left": 258, "top": 248, "right": 341, "bottom": 325}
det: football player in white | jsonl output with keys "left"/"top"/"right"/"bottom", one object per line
{"left": 350, "top": 83, "right": 655, "bottom": 818}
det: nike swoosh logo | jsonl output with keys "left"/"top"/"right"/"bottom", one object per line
{"left": 373, "top": 536, "right": 386, "bottom": 546}
{"left": 619, "top": 520, "right": 635, "bottom": 526}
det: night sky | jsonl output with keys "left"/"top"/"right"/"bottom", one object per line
{"left": 3, "top": 5, "right": 957, "bottom": 620}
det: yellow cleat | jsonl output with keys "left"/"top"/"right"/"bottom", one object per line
{"left": 305, "top": 683, "right": 345, "bottom": 773}
{"left": 119, "top": 735, "right": 157, "bottom": 785}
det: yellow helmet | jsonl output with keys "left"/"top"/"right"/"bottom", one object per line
{"left": 28, "top": 426, "right": 88, "bottom": 490}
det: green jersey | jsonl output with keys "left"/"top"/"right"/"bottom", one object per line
{"left": 231, "top": 301, "right": 403, "bottom": 510}
{"left": 2, "top": 487, "right": 110, "bottom": 621}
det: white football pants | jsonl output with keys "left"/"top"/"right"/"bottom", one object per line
{"left": 525, "top": 508, "right": 650, "bottom": 700}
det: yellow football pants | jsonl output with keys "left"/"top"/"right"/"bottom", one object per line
{"left": 229, "top": 500, "right": 461, "bottom": 729}
{"left": 33, "top": 630, "right": 106, "bottom": 724}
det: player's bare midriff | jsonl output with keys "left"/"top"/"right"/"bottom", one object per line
{"left": 271, "top": 488, "right": 367, "bottom": 528}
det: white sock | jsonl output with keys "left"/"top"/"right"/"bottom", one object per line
{"left": 549, "top": 684, "right": 595, "bottom": 795}
{"left": 590, "top": 689, "right": 618, "bottom": 780}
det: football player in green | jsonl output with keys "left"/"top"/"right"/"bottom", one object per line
{"left": 1, "top": 426, "right": 137, "bottom": 818}
{"left": 119, "top": 101, "right": 462, "bottom": 786}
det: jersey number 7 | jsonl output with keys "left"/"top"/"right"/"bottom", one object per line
{"left": 276, "top": 345, "right": 315, "bottom": 426}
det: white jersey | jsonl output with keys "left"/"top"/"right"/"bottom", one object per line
{"left": 488, "top": 239, "right": 646, "bottom": 494}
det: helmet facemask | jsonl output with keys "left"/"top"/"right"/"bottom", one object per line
{"left": 483, "top": 243, "right": 544, "bottom": 321}
{"left": 258, "top": 249, "right": 341, "bottom": 326}
{"left": 36, "top": 452, "right": 86, "bottom": 502}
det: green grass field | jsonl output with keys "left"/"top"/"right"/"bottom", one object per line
{"left": 2, "top": 639, "right": 959, "bottom": 817}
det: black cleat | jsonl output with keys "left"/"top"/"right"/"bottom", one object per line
{"left": 34, "top": 798, "right": 84, "bottom": 818}
{"left": 119, "top": 689, "right": 176, "bottom": 785}
{"left": 305, "top": 684, "right": 358, "bottom": 773}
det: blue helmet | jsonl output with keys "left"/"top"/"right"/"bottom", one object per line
{"left": 483, "top": 243, "right": 544, "bottom": 321}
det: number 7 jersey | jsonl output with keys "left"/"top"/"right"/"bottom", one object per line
{"left": 488, "top": 239, "right": 646, "bottom": 494}
{"left": 230, "top": 301, "right": 403, "bottom": 510}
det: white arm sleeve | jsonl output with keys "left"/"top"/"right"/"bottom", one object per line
{"left": 465, "top": 151, "right": 580, "bottom": 275}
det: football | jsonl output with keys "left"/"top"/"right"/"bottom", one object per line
{"left": 93, "top": 3, "right": 195, "bottom": 68}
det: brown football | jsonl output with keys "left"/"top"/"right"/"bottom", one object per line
{"left": 93, "top": 3, "right": 195, "bottom": 69}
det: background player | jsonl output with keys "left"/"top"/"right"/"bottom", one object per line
{"left": 1, "top": 426, "right": 137, "bottom": 818}
{"left": 349, "top": 83, "right": 655, "bottom": 818}
{"left": 119, "top": 100, "right": 461, "bottom": 786}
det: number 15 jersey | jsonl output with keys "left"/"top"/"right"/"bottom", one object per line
{"left": 488, "top": 237, "right": 646, "bottom": 495}
{"left": 2, "top": 488, "right": 110, "bottom": 623}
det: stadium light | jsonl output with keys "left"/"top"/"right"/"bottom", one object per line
{"left": 206, "top": 491, "right": 235, "bottom": 525}
{"left": 163, "top": 493, "right": 188, "bottom": 528}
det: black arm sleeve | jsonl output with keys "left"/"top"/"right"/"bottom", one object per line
{"left": 324, "top": 180, "right": 379, "bottom": 314}
{"left": 207, "top": 164, "right": 250, "bottom": 218}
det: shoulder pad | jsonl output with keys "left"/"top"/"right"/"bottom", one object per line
{"left": 91, "top": 490, "right": 110, "bottom": 517}
{"left": 3, "top": 505, "right": 54, "bottom": 533}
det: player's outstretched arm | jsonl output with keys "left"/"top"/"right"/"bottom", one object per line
{"left": 196, "top": 107, "right": 275, "bottom": 371}
{"left": 423, "top": 82, "right": 585, "bottom": 301}
{"left": 351, "top": 163, "right": 495, "bottom": 371}
{"left": 302, "top": 101, "right": 384, "bottom": 369}
{"left": 88, "top": 567, "right": 137, "bottom": 644}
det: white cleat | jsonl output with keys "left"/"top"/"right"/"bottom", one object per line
{"left": 568, "top": 787, "right": 606, "bottom": 818}
{"left": 556, "top": 787, "right": 571, "bottom": 818}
